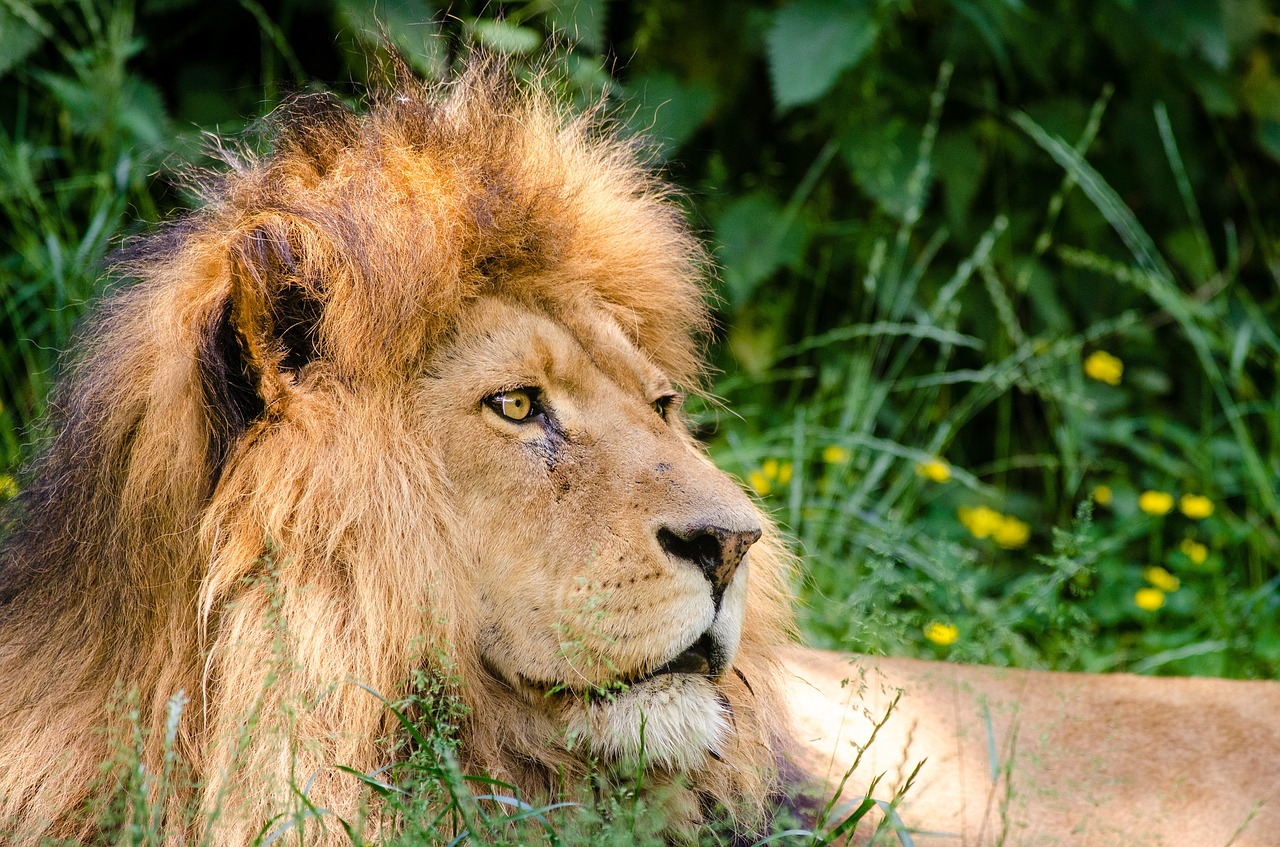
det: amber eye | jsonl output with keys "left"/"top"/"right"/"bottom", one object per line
{"left": 486, "top": 388, "right": 539, "bottom": 422}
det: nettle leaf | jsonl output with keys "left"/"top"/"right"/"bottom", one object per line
{"left": 545, "top": 0, "right": 608, "bottom": 54}
{"left": 1164, "top": 227, "right": 1216, "bottom": 281}
{"left": 1256, "top": 120, "right": 1280, "bottom": 163}
{"left": 1132, "top": 0, "right": 1230, "bottom": 70}
{"left": 1189, "top": 71, "right": 1238, "bottom": 117}
{"left": 766, "top": 0, "right": 879, "bottom": 111}
{"left": 625, "top": 72, "right": 716, "bottom": 157}
{"left": 469, "top": 19, "right": 542, "bottom": 55}
{"left": 336, "top": 0, "right": 446, "bottom": 79}
{"left": 116, "top": 77, "right": 167, "bottom": 147}
{"left": 0, "top": 6, "right": 47, "bottom": 79}
{"left": 842, "top": 117, "right": 920, "bottom": 220}
{"left": 37, "top": 72, "right": 167, "bottom": 146}
{"left": 934, "top": 131, "right": 985, "bottom": 232}
{"left": 715, "top": 192, "right": 811, "bottom": 305}
{"left": 560, "top": 52, "right": 613, "bottom": 103}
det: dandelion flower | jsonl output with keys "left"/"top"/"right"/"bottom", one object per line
{"left": 1144, "top": 566, "right": 1181, "bottom": 593}
{"left": 993, "top": 516, "right": 1031, "bottom": 549}
{"left": 823, "top": 445, "right": 849, "bottom": 465}
{"left": 1092, "top": 484, "right": 1112, "bottom": 506}
{"left": 924, "top": 621, "right": 959, "bottom": 646}
{"left": 1138, "top": 490, "right": 1174, "bottom": 516}
{"left": 1084, "top": 350, "right": 1123, "bottom": 385}
{"left": 1134, "top": 587, "right": 1165, "bottom": 611}
{"left": 777, "top": 462, "right": 793, "bottom": 486}
{"left": 915, "top": 459, "right": 952, "bottom": 482}
{"left": 753, "top": 459, "right": 792, "bottom": 493}
{"left": 1179, "top": 494, "right": 1213, "bottom": 520}
{"left": 747, "top": 470, "right": 771, "bottom": 496}
{"left": 1179, "top": 538, "right": 1208, "bottom": 566}
{"left": 958, "top": 505, "right": 1004, "bottom": 539}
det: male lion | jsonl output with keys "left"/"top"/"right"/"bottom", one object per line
{"left": 0, "top": 59, "right": 1277, "bottom": 847}
{"left": 0, "top": 60, "right": 791, "bottom": 845}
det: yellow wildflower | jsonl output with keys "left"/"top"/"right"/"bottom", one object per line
{"left": 762, "top": 458, "right": 780, "bottom": 480}
{"left": 747, "top": 470, "right": 771, "bottom": 496}
{"left": 1134, "top": 587, "right": 1166, "bottom": 612}
{"left": 1092, "top": 484, "right": 1112, "bottom": 506}
{"left": 779, "top": 462, "right": 794, "bottom": 485}
{"left": 1179, "top": 494, "right": 1213, "bottom": 520}
{"left": 992, "top": 516, "right": 1031, "bottom": 549}
{"left": 923, "top": 621, "right": 959, "bottom": 646}
{"left": 822, "top": 445, "right": 849, "bottom": 465}
{"left": 958, "top": 505, "right": 1004, "bottom": 539}
{"left": 1083, "top": 350, "right": 1123, "bottom": 385}
{"left": 0, "top": 475, "right": 15, "bottom": 499}
{"left": 1179, "top": 538, "right": 1208, "bottom": 566}
{"left": 915, "top": 459, "right": 952, "bottom": 483}
{"left": 1138, "top": 490, "right": 1174, "bottom": 516}
{"left": 1144, "top": 566, "right": 1181, "bottom": 593}
{"left": 958, "top": 507, "right": 1031, "bottom": 548}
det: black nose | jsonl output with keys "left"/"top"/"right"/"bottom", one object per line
{"left": 657, "top": 523, "right": 762, "bottom": 603}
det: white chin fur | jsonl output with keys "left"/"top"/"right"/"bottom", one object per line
{"left": 561, "top": 557, "right": 752, "bottom": 773}
{"left": 570, "top": 674, "right": 728, "bottom": 773}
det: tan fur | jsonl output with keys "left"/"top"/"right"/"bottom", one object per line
{"left": 0, "top": 61, "right": 792, "bottom": 844}
{"left": 786, "top": 647, "right": 1280, "bottom": 845}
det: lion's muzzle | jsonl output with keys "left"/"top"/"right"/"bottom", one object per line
{"left": 657, "top": 522, "right": 761, "bottom": 608}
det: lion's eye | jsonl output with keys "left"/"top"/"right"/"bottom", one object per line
{"left": 653, "top": 392, "right": 682, "bottom": 421}
{"left": 486, "top": 388, "right": 540, "bottom": 422}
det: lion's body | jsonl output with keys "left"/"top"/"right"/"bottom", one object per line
{"left": 0, "top": 57, "right": 1277, "bottom": 847}
{"left": 786, "top": 647, "right": 1280, "bottom": 846}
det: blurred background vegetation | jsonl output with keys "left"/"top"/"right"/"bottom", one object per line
{"left": 2, "top": 0, "right": 1279, "bottom": 678}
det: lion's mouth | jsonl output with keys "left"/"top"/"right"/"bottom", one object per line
{"left": 636, "top": 630, "right": 723, "bottom": 683}
{"left": 501, "top": 630, "right": 727, "bottom": 699}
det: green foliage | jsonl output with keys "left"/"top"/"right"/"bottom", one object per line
{"left": 766, "top": 0, "right": 879, "bottom": 110}
{"left": 0, "top": 0, "right": 168, "bottom": 465}
{"left": 614, "top": 0, "right": 1280, "bottom": 679}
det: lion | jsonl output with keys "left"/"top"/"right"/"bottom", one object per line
{"left": 0, "top": 56, "right": 1277, "bottom": 847}
{"left": 0, "top": 59, "right": 792, "bottom": 845}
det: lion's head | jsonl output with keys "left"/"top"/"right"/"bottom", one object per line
{"left": 0, "top": 60, "right": 793, "bottom": 844}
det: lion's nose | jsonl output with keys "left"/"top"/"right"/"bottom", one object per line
{"left": 657, "top": 523, "right": 762, "bottom": 603}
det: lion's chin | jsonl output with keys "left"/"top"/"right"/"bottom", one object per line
{"left": 566, "top": 674, "right": 730, "bottom": 773}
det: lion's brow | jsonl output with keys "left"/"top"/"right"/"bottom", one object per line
{"left": 552, "top": 311, "right": 658, "bottom": 399}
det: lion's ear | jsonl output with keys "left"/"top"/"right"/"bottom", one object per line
{"left": 198, "top": 219, "right": 326, "bottom": 469}
{"left": 228, "top": 220, "right": 325, "bottom": 378}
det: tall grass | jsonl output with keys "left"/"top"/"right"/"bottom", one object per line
{"left": 0, "top": 0, "right": 166, "bottom": 468}
{"left": 703, "top": 70, "right": 1280, "bottom": 678}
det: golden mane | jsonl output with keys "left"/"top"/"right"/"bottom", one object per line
{"left": 0, "top": 58, "right": 794, "bottom": 844}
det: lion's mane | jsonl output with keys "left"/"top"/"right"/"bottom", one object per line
{"left": 0, "top": 60, "right": 794, "bottom": 843}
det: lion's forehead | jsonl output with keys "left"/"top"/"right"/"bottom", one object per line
{"left": 441, "top": 295, "right": 666, "bottom": 401}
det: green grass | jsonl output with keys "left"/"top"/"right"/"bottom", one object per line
{"left": 701, "top": 75, "right": 1280, "bottom": 678}
{"left": 0, "top": 0, "right": 166, "bottom": 467}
